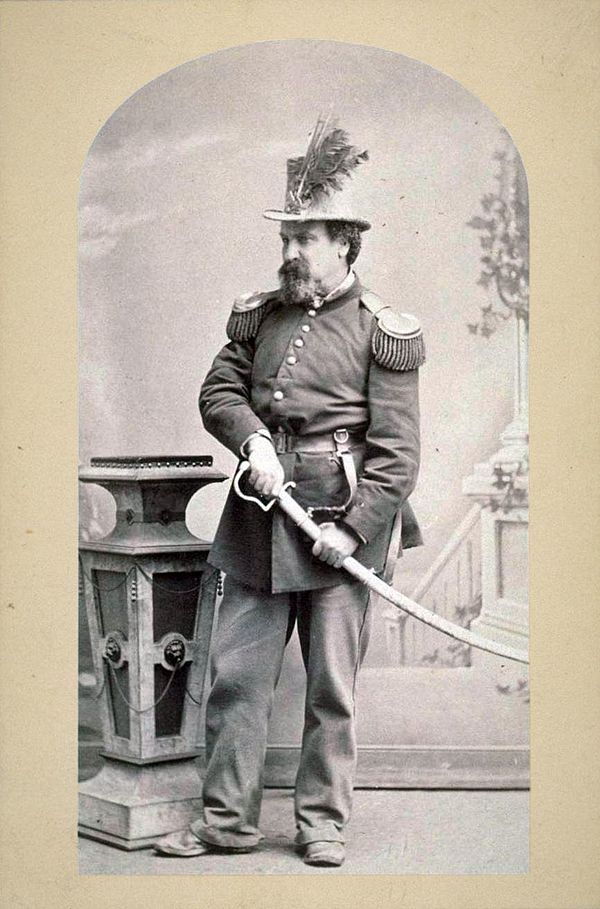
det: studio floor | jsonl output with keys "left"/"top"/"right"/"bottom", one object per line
{"left": 79, "top": 788, "right": 529, "bottom": 875}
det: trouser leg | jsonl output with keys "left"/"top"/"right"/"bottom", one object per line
{"left": 294, "top": 579, "right": 372, "bottom": 846}
{"left": 191, "top": 575, "right": 291, "bottom": 849}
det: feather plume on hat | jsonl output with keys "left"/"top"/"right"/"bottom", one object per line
{"left": 264, "top": 114, "right": 371, "bottom": 230}
{"left": 287, "top": 114, "right": 369, "bottom": 209}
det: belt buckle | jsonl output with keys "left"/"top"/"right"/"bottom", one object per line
{"left": 333, "top": 428, "right": 349, "bottom": 446}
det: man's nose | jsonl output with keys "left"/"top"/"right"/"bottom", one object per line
{"left": 283, "top": 240, "right": 299, "bottom": 262}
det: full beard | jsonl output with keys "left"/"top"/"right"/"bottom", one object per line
{"left": 278, "top": 260, "right": 325, "bottom": 306}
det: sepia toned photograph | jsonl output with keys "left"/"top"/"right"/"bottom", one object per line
{"left": 77, "top": 38, "right": 530, "bottom": 875}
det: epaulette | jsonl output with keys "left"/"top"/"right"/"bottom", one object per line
{"left": 360, "top": 289, "right": 426, "bottom": 371}
{"left": 226, "top": 290, "right": 279, "bottom": 342}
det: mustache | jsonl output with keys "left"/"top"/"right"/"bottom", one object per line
{"left": 277, "top": 258, "right": 317, "bottom": 306}
{"left": 278, "top": 259, "right": 311, "bottom": 281}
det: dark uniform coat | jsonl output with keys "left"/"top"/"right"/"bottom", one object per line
{"left": 199, "top": 273, "right": 424, "bottom": 594}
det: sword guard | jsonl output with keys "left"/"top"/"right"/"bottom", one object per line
{"left": 233, "top": 460, "right": 296, "bottom": 512}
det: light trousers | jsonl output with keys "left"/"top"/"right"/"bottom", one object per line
{"left": 191, "top": 574, "right": 372, "bottom": 848}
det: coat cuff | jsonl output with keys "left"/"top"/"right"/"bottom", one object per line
{"left": 214, "top": 413, "right": 271, "bottom": 458}
{"left": 341, "top": 517, "right": 368, "bottom": 545}
{"left": 342, "top": 506, "right": 374, "bottom": 545}
{"left": 240, "top": 428, "right": 273, "bottom": 457}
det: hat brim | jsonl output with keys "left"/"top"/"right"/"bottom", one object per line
{"left": 263, "top": 209, "right": 371, "bottom": 231}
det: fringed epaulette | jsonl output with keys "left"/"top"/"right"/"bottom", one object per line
{"left": 360, "top": 290, "right": 426, "bottom": 371}
{"left": 226, "top": 290, "right": 278, "bottom": 342}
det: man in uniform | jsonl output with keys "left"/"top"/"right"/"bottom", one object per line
{"left": 155, "top": 117, "right": 425, "bottom": 866}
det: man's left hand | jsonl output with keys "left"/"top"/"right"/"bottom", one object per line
{"left": 312, "top": 523, "right": 360, "bottom": 568}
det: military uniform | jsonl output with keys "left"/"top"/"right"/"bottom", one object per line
{"left": 154, "top": 116, "right": 427, "bottom": 861}
{"left": 193, "top": 269, "right": 425, "bottom": 850}
{"left": 201, "top": 271, "right": 423, "bottom": 592}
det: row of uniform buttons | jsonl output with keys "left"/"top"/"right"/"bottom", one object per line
{"left": 273, "top": 302, "right": 322, "bottom": 399}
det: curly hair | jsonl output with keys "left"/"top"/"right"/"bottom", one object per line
{"left": 324, "top": 220, "right": 363, "bottom": 266}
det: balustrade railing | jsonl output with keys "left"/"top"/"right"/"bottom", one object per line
{"left": 384, "top": 504, "right": 482, "bottom": 666}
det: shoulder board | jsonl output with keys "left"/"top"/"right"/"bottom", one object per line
{"left": 360, "top": 289, "right": 388, "bottom": 316}
{"left": 378, "top": 308, "right": 422, "bottom": 340}
{"left": 231, "top": 289, "right": 278, "bottom": 313}
{"left": 360, "top": 289, "right": 425, "bottom": 370}
{"left": 227, "top": 290, "right": 279, "bottom": 342}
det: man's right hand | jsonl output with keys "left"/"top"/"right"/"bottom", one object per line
{"left": 246, "top": 436, "right": 285, "bottom": 498}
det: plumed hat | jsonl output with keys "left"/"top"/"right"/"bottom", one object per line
{"left": 263, "top": 114, "right": 371, "bottom": 231}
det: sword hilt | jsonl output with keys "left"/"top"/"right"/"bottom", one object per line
{"left": 233, "top": 460, "right": 297, "bottom": 512}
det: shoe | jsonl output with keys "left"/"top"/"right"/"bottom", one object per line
{"left": 303, "top": 841, "right": 345, "bottom": 867}
{"left": 153, "top": 828, "right": 211, "bottom": 856}
{"left": 153, "top": 828, "right": 254, "bottom": 857}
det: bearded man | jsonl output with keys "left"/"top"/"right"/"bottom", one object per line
{"left": 154, "top": 117, "right": 425, "bottom": 866}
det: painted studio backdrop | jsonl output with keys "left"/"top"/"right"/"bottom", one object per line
{"left": 79, "top": 41, "right": 529, "bottom": 790}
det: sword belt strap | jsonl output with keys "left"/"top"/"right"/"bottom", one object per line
{"left": 333, "top": 429, "right": 359, "bottom": 514}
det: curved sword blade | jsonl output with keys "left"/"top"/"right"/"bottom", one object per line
{"left": 235, "top": 462, "right": 529, "bottom": 665}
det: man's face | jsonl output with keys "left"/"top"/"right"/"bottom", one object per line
{"left": 278, "top": 221, "right": 349, "bottom": 305}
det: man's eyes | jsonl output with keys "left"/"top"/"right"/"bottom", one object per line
{"left": 281, "top": 235, "right": 313, "bottom": 245}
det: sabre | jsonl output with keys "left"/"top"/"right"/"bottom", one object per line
{"left": 234, "top": 461, "right": 529, "bottom": 665}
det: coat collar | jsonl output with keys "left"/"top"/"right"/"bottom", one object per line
{"left": 320, "top": 271, "right": 362, "bottom": 310}
{"left": 272, "top": 270, "right": 362, "bottom": 312}
{"left": 321, "top": 268, "right": 356, "bottom": 303}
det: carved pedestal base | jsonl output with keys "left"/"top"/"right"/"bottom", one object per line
{"left": 78, "top": 757, "right": 203, "bottom": 850}
{"left": 78, "top": 458, "right": 226, "bottom": 850}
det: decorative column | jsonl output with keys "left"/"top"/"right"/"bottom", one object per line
{"left": 464, "top": 132, "right": 529, "bottom": 665}
{"left": 462, "top": 440, "right": 528, "bottom": 658}
{"left": 78, "top": 455, "right": 227, "bottom": 850}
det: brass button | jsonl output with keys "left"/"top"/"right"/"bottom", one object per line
{"left": 301, "top": 324, "right": 311, "bottom": 333}
{"left": 273, "top": 390, "right": 284, "bottom": 401}
{"left": 294, "top": 338, "right": 304, "bottom": 348}
{"left": 286, "top": 355, "right": 297, "bottom": 365}
{"left": 307, "top": 309, "right": 316, "bottom": 317}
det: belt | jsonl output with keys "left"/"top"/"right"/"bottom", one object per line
{"left": 271, "top": 427, "right": 364, "bottom": 517}
{"left": 271, "top": 427, "right": 365, "bottom": 454}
